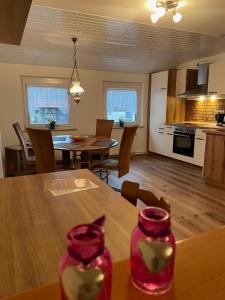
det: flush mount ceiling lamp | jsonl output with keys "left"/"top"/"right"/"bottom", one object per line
{"left": 150, "top": 0, "right": 183, "bottom": 24}
{"left": 68, "top": 37, "right": 84, "bottom": 104}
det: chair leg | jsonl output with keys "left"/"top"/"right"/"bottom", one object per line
{"left": 106, "top": 170, "right": 109, "bottom": 184}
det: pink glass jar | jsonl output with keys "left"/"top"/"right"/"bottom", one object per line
{"left": 130, "top": 207, "right": 175, "bottom": 295}
{"left": 59, "top": 223, "right": 112, "bottom": 300}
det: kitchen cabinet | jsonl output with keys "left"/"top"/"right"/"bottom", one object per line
{"left": 176, "top": 69, "right": 198, "bottom": 96}
{"left": 149, "top": 90, "right": 167, "bottom": 130}
{"left": 203, "top": 130, "right": 225, "bottom": 190}
{"left": 194, "top": 138, "right": 206, "bottom": 167}
{"left": 149, "top": 87, "right": 167, "bottom": 154}
{"left": 151, "top": 70, "right": 168, "bottom": 93}
{"left": 149, "top": 129, "right": 165, "bottom": 156}
{"left": 208, "top": 62, "right": 225, "bottom": 95}
{"left": 194, "top": 129, "right": 206, "bottom": 167}
{"left": 164, "top": 126, "right": 174, "bottom": 157}
{"left": 149, "top": 69, "right": 177, "bottom": 154}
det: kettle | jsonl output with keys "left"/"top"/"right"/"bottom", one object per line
{"left": 215, "top": 112, "right": 225, "bottom": 126}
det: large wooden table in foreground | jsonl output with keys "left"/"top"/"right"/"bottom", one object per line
{"left": 4, "top": 226, "right": 225, "bottom": 300}
{"left": 0, "top": 170, "right": 138, "bottom": 298}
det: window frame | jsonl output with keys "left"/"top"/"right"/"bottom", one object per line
{"left": 22, "top": 76, "right": 76, "bottom": 129}
{"left": 103, "top": 81, "right": 143, "bottom": 127}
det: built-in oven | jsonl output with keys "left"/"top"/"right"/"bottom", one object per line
{"left": 173, "top": 127, "right": 196, "bottom": 158}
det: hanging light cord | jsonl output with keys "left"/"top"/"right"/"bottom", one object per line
{"left": 69, "top": 38, "right": 80, "bottom": 87}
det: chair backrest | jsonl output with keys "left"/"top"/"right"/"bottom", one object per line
{"left": 27, "top": 128, "right": 55, "bottom": 174}
{"left": 96, "top": 119, "right": 114, "bottom": 138}
{"left": 13, "top": 122, "right": 30, "bottom": 166}
{"left": 118, "top": 125, "right": 138, "bottom": 177}
{"left": 121, "top": 180, "right": 171, "bottom": 213}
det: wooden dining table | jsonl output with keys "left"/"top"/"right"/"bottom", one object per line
{"left": 3, "top": 226, "right": 225, "bottom": 300}
{"left": 0, "top": 169, "right": 137, "bottom": 298}
{"left": 53, "top": 135, "right": 119, "bottom": 168}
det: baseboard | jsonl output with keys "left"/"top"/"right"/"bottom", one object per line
{"left": 110, "top": 152, "right": 148, "bottom": 158}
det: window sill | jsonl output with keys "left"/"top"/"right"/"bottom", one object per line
{"left": 112, "top": 125, "right": 144, "bottom": 129}
{"left": 23, "top": 127, "right": 77, "bottom": 132}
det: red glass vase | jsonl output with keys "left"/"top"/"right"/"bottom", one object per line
{"left": 59, "top": 223, "right": 112, "bottom": 300}
{"left": 130, "top": 207, "right": 175, "bottom": 295}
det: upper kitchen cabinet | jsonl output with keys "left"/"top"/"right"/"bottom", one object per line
{"left": 208, "top": 63, "right": 225, "bottom": 95}
{"left": 151, "top": 70, "right": 169, "bottom": 93}
{"left": 176, "top": 69, "right": 198, "bottom": 96}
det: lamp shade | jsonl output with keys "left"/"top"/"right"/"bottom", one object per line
{"left": 69, "top": 81, "right": 84, "bottom": 104}
{"left": 69, "top": 81, "right": 84, "bottom": 95}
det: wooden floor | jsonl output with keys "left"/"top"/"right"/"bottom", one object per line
{"left": 109, "top": 154, "right": 225, "bottom": 241}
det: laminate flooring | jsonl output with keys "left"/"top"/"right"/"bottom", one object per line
{"left": 108, "top": 154, "right": 225, "bottom": 241}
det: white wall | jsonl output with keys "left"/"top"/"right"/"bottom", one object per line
{"left": 179, "top": 52, "right": 225, "bottom": 69}
{"left": 0, "top": 63, "right": 149, "bottom": 158}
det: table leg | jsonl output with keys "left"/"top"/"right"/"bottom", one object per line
{"left": 80, "top": 151, "right": 90, "bottom": 169}
{"left": 62, "top": 150, "right": 71, "bottom": 166}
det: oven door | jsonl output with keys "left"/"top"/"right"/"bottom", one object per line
{"left": 173, "top": 133, "right": 195, "bottom": 158}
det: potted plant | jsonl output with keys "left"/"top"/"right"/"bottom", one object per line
{"left": 119, "top": 119, "right": 125, "bottom": 128}
{"left": 48, "top": 120, "right": 56, "bottom": 130}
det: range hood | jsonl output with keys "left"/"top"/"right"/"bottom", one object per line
{"left": 178, "top": 63, "right": 209, "bottom": 99}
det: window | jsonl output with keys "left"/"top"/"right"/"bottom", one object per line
{"left": 104, "top": 82, "right": 143, "bottom": 125}
{"left": 22, "top": 77, "right": 75, "bottom": 128}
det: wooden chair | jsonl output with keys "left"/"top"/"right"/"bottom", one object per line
{"left": 92, "top": 125, "right": 138, "bottom": 183}
{"left": 91, "top": 119, "right": 114, "bottom": 162}
{"left": 96, "top": 119, "right": 114, "bottom": 138}
{"left": 121, "top": 180, "right": 171, "bottom": 213}
{"left": 13, "top": 122, "right": 36, "bottom": 172}
{"left": 27, "top": 128, "right": 72, "bottom": 174}
{"left": 27, "top": 128, "right": 55, "bottom": 174}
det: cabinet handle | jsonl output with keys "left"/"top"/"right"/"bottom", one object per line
{"left": 195, "top": 138, "right": 205, "bottom": 141}
{"left": 166, "top": 133, "right": 173, "bottom": 135}
{"left": 160, "top": 88, "right": 167, "bottom": 90}
{"left": 209, "top": 91, "right": 218, "bottom": 94}
{"left": 158, "top": 132, "right": 164, "bottom": 134}
{"left": 158, "top": 127, "right": 164, "bottom": 130}
{"left": 166, "top": 126, "right": 173, "bottom": 129}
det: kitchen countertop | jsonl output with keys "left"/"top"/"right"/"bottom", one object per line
{"left": 165, "top": 121, "right": 225, "bottom": 130}
{"left": 203, "top": 129, "right": 225, "bottom": 136}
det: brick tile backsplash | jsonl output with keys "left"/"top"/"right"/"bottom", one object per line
{"left": 185, "top": 99, "right": 225, "bottom": 122}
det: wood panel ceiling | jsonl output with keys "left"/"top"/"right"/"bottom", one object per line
{"left": 0, "top": 4, "right": 225, "bottom": 72}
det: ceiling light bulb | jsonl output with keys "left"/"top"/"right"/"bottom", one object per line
{"left": 151, "top": 13, "right": 159, "bottom": 24}
{"left": 210, "top": 95, "right": 217, "bottom": 101}
{"left": 173, "top": 12, "right": 183, "bottom": 23}
{"left": 199, "top": 96, "right": 206, "bottom": 101}
{"left": 156, "top": 7, "right": 166, "bottom": 17}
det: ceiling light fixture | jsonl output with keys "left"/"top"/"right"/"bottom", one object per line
{"left": 150, "top": 0, "right": 183, "bottom": 24}
{"left": 173, "top": 11, "right": 183, "bottom": 23}
{"left": 150, "top": 13, "right": 159, "bottom": 23}
{"left": 68, "top": 37, "right": 84, "bottom": 104}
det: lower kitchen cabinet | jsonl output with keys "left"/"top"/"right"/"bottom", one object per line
{"left": 149, "top": 130, "right": 165, "bottom": 156}
{"left": 164, "top": 128, "right": 173, "bottom": 157}
{"left": 149, "top": 127, "right": 173, "bottom": 157}
{"left": 149, "top": 126, "right": 206, "bottom": 167}
{"left": 194, "top": 137, "right": 206, "bottom": 167}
